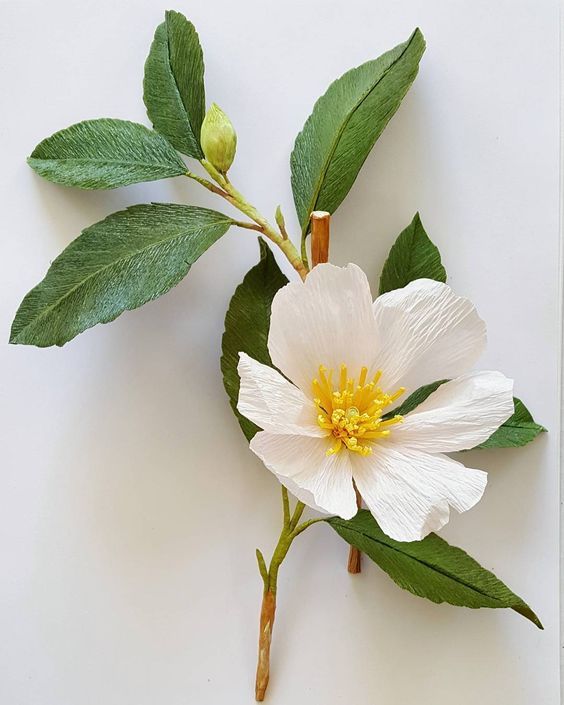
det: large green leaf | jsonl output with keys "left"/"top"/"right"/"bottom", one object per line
{"left": 291, "top": 29, "right": 425, "bottom": 234}
{"left": 477, "top": 397, "right": 546, "bottom": 448}
{"left": 221, "top": 240, "right": 288, "bottom": 441}
{"left": 387, "top": 383, "right": 545, "bottom": 450}
{"left": 144, "top": 10, "right": 205, "bottom": 158}
{"left": 10, "top": 205, "right": 232, "bottom": 347}
{"left": 27, "top": 119, "right": 187, "bottom": 189}
{"left": 327, "top": 511, "right": 542, "bottom": 628}
{"left": 379, "top": 212, "right": 446, "bottom": 294}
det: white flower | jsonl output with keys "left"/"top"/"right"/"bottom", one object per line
{"left": 237, "top": 264, "right": 513, "bottom": 542}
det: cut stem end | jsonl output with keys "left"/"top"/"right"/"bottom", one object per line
{"left": 348, "top": 546, "right": 362, "bottom": 574}
{"left": 255, "top": 590, "right": 276, "bottom": 701}
{"left": 310, "top": 211, "right": 330, "bottom": 267}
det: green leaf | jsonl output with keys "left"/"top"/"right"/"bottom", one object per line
{"left": 144, "top": 10, "right": 205, "bottom": 158}
{"left": 10, "top": 205, "right": 232, "bottom": 347}
{"left": 387, "top": 383, "right": 546, "bottom": 449}
{"left": 220, "top": 240, "right": 288, "bottom": 440}
{"left": 327, "top": 510, "right": 542, "bottom": 629}
{"left": 384, "top": 379, "right": 448, "bottom": 419}
{"left": 379, "top": 212, "right": 447, "bottom": 295}
{"left": 27, "top": 119, "right": 187, "bottom": 189}
{"left": 477, "top": 397, "right": 547, "bottom": 448}
{"left": 291, "top": 28, "right": 425, "bottom": 234}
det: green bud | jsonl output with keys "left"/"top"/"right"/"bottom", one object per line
{"left": 275, "top": 205, "right": 288, "bottom": 239}
{"left": 200, "top": 103, "right": 237, "bottom": 174}
{"left": 275, "top": 205, "right": 285, "bottom": 229}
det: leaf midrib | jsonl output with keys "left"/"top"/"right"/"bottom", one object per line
{"left": 403, "top": 225, "right": 418, "bottom": 280}
{"left": 13, "top": 216, "right": 231, "bottom": 339}
{"left": 164, "top": 13, "right": 199, "bottom": 150}
{"left": 300, "top": 31, "right": 418, "bottom": 233}
{"left": 334, "top": 521, "right": 514, "bottom": 606}
{"left": 30, "top": 157, "right": 185, "bottom": 170}
{"left": 502, "top": 422, "right": 544, "bottom": 430}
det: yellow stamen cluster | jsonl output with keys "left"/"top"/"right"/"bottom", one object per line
{"left": 312, "top": 364, "right": 405, "bottom": 457}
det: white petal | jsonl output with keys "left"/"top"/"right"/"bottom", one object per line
{"left": 268, "top": 263, "right": 379, "bottom": 394}
{"left": 237, "top": 353, "right": 324, "bottom": 436}
{"left": 372, "top": 279, "right": 487, "bottom": 393}
{"left": 391, "top": 371, "right": 514, "bottom": 452}
{"left": 250, "top": 432, "right": 358, "bottom": 519}
{"left": 352, "top": 446, "right": 487, "bottom": 541}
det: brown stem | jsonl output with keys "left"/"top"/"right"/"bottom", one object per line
{"left": 254, "top": 498, "right": 305, "bottom": 701}
{"left": 347, "top": 485, "right": 363, "bottom": 574}
{"left": 255, "top": 590, "right": 276, "bottom": 700}
{"left": 347, "top": 547, "right": 362, "bottom": 574}
{"left": 310, "top": 210, "right": 330, "bottom": 267}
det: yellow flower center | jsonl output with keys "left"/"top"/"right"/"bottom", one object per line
{"left": 312, "top": 364, "right": 406, "bottom": 457}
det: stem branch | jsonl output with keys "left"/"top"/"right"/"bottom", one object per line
{"left": 231, "top": 219, "right": 263, "bottom": 232}
{"left": 289, "top": 501, "right": 306, "bottom": 532}
{"left": 254, "top": 493, "right": 317, "bottom": 700}
{"left": 197, "top": 160, "right": 309, "bottom": 280}
{"left": 185, "top": 170, "right": 228, "bottom": 197}
{"left": 281, "top": 486, "right": 290, "bottom": 528}
{"left": 292, "top": 517, "right": 325, "bottom": 537}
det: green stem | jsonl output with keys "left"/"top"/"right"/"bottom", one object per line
{"left": 199, "top": 160, "right": 309, "bottom": 281}
{"left": 289, "top": 501, "right": 306, "bottom": 532}
{"left": 267, "top": 523, "right": 295, "bottom": 593}
{"left": 185, "top": 169, "right": 227, "bottom": 197}
{"left": 292, "top": 517, "right": 326, "bottom": 537}
{"left": 300, "top": 230, "right": 309, "bottom": 270}
{"left": 281, "top": 486, "right": 290, "bottom": 528}
{"left": 231, "top": 219, "right": 263, "bottom": 232}
{"left": 259, "top": 492, "right": 306, "bottom": 594}
{"left": 254, "top": 491, "right": 319, "bottom": 701}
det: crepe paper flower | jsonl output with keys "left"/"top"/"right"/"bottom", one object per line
{"left": 237, "top": 263, "right": 514, "bottom": 542}
{"left": 11, "top": 11, "right": 547, "bottom": 702}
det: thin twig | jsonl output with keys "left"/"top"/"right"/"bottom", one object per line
{"left": 281, "top": 486, "right": 291, "bottom": 528}
{"left": 232, "top": 220, "right": 264, "bottom": 232}
{"left": 288, "top": 501, "right": 306, "bottom": 532}
{"left": 199, "top": 159, "right": 309, "bottom": 281}
{"left": 292, "top": 517, "right": 325, "bottom": 538}
{"left": 185, "top": 170, "right": 228, "bottom": 197}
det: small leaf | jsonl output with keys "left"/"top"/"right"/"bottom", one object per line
{"left": 379, "top": 212, "right": 447, "bottom": 295}
{"left": 477, "top": 397, "right": 547, "bottom": 448}
{"left": 221, "top": 240, "right": 288, "bottom": 440}
{"left": 144, "top": 10, "right": 205, "bottom": 158}
{"left": 291, "top": 28, "right": 425, "bottom": 233}
{"left": 10, "top": 205, "right": 232, "bottom": 347}
{"left": 28, "top": 119, "right": 187, "bottom": 189}
{"left": 327, "top": 510, "right": 542, "bottom": 628}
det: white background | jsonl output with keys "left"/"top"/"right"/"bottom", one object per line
{"left": 0, "top": 1, "right": 560, "bottom": 703}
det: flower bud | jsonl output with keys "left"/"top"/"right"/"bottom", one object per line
{"left": 200, "top": 103, "right": 237, "bottom": 174}
{"left": 275, "top": 205, "right": 285, "bottom": 230}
